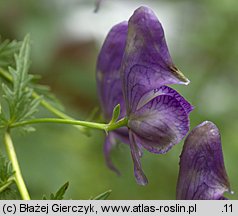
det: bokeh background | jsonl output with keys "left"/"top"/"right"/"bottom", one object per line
{"left": 0, "top": 0, "right": 237, "bottom": 199}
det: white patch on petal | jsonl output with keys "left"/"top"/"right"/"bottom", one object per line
{"left": 137, "top": 88, "right": 165, "bottom": 110}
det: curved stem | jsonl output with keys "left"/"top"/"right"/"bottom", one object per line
{"left": 32, "top": 92, "right": 88, "bottom": 134}
{"left": 3, "top": 130, "right": 30, "bottom": 200}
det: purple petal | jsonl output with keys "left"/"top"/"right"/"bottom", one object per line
{"left": 137, "top": 85, "right": 194, "bottom": 114}
{"left": 121, "top": 6, "right": 189, "bottom": 113}
{"left": 104, "top": 129, "right": 130, "bottom": 175}
{"left": 97, "top": 22, "right": 131, "bottom": 175}
{"left": 104, "top": 132, "right": 120, "bottom": 175}
{"left": 129, "top": 94, "right": 189, "bottom": 154}
{"left": 129, "top": 130, "right": 148, "bottom": 185}
{"left": 176, "top": 121, "right": 230, "bottom": 200}
{"left": 96, "top": 21, "right": 128, "bottom": 120}
{"left": 113, "top": 127, "right": 130, "bottom": 145}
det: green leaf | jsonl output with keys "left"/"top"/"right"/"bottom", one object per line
{"left": 109, "top": 104, "right": 120, "bottom": 124}
{"left": 0, "top": 35, "right": 41, "bottom": 126}
{"left": 93, "top": 190, "right": 112, "bottom": 200}
{"left": 0, "top": 154, "right": 14, "bottom": 184}
{"left": 0, "top": 153, "right": 17, "bottom": 199}
{"left": 0, "top": 38, "right": 20, "bottom": 69}
{"left": 43, "top": 182, "right": 69, "bottom": 200}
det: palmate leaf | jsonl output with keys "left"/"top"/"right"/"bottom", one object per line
{"left": 0, "top": 35, "right": 41, "bottom": 124}
{"left": 0, "top": 37, "right": 64, "bottom": 116}
{"left": 42, "top": 182, "right": 69, "bottom": 200}
{"left": 0, "top": 36, "right": 88, "bottom": 135}
{"left": 0, "top": 38, "right": 20, "bottom": 69}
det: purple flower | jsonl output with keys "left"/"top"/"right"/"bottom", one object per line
{"left": 176, "top": 121, "right": 231, "bottom": 200}
{"left": 97, "top": 6, "right": 193, "bottom": 185}
{"left": 121, "top": 6, "right": 193, "bottom": 185}
{"left": 96, "top": 22, "right": 129, "bottom": 174}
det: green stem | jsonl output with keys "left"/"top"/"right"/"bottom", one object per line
{"left": 0, "top": 67, "right": 88, "bottom": 134}
{"left": 32, "top": 92, "right": 88, "bottom": 134}
{"left": 107, "top": 117, "right": 128, "bottom": 131}
{"left": 0, "top": 67, "right": 129, "bottom": 132}
{"left": 0, "top": 177, "right": 15, "bottom": 193}
{"left": 10, "top": 117, "right": 128, "bottom": 132}
{"left": 3, "top": 131, "right": 30, "bottom": 200}
{"left": 11, "top": 118, "right": 107, "bottom": 130}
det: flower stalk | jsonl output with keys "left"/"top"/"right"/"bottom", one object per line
{"left": 3, "top": 130, "right": 30, "bottom": 200}
{"left": 8, "top": 117, "right": 128, "bottom": 132}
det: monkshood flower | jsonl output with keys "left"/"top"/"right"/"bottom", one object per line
{"left": 176, "top": 121, "right": 231, "bottom": 200}
{"left": 97, "top": 6, "right": 193, "bottom": 185}
{"left": 96, "top": 22, "right": 129, "bottom": 174}
{"left": 120, "top": 6, "right": 193, "bottom": 185}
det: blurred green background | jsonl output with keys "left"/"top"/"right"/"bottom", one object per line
{"left": 0, "top": 0, "right": 237, "bottom": 199}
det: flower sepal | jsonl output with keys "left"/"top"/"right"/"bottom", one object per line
{"left": 109, "top": 104, "right": 121, "bottom": 125}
